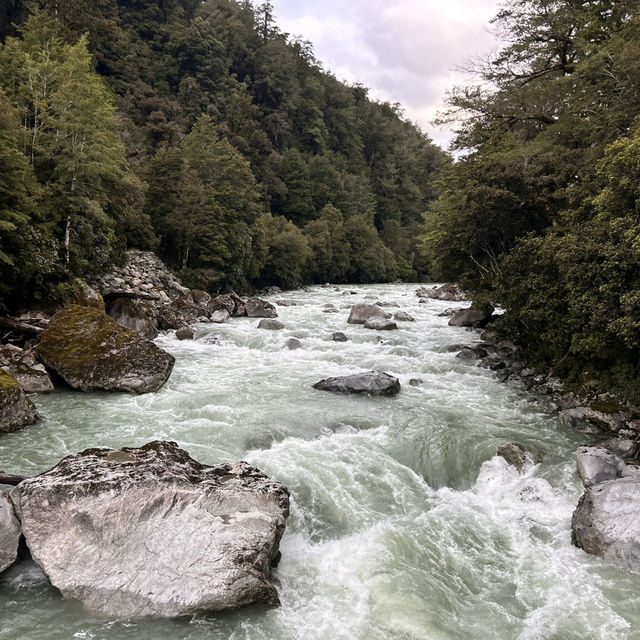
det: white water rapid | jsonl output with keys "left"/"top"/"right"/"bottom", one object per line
{"left": 1, "top": 283, "right": 639, "bottom": 639}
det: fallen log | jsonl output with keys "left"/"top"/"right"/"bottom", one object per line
{"left": 0, "top": 317, "right": 44, "bottom": 336}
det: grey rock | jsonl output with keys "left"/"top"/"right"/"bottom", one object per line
{"left": 0, "top": 345, "right": 54, "bottom": 394}
{"left": 347, "top": 304, "right": 386, "bottom": 325}
{"left": 571, "top": 477, "right": 640, "bottom": 572}
{"left": 175, "top": 327, "right": 195, "bottom": 341}
{"left": 36, "top": 305, "right": 174, "bottom": 394}
{"left": 323, "top": 304, "right": 339, "bottom": 313}
{"left": 12, "top": 441, "right": 289, "bottom": 617}
{"left": 211, "top": 309, "right": 230, "bottom": 324}
{"left": 417, "top": 284, "right": 465, "bottom": 301}
{"left": 156, "top": 305, "right": 188, "bottom": 331}
{"left": 246, "top": 298, "right": 278, "bottom": 318}
{"left": 394, "top": 311, "right": 415, "bottom": 322}
{"left": 418, "top": 299, "right": 428, "bottom": 304}
{"left": 437, "top": 308, "right": 457, "bottom": 317}
{"left": 275, "top": 300, "right": 297, "bottom": 307}
{"left": 559, "top": 407, "right": 628, "bottom": 436}
{"left": 0, "top": 492, "right": 20, "bottom": 574}
{"left": 576, "top": 446, "right": 625, "bottom": 488}
{"left": 376, "top": 301, "right": 400, "bottom": 308}
{"left": 363, "top": 295, "right": 378, "bottom": 300}
{"left": 497, "top": 442, "right": 535, "bottom": 473}
{"left": 331, "top": 332, "right": 348, "bottom": 342}
{"left": 363, "top": 317, "right": 398, "bottom": 331}
{"left": 199, "top": 333, "right": 233, "bottom": 347}
{"left": 258, "top": 319, "right": 285, "bottom": 330}
{"left": 285, "top": 338, "right": 302, "bottom": 350}
{"left": 0, "top": 368, "right": 38, "bottom": 433}
{"left": 107, "top": 297, "right": 158, "bottom": 340}
{"left": 408, "top": 378, "right": 423, "bottom": 387}
{"left": 600, "top": 438, "right": 638, "bottom": 460}
{"left": 448, "top": 306, "right": 494, "bottom": 328}
{"left": 313, "top": 371, "right": 401, "bottom": 396}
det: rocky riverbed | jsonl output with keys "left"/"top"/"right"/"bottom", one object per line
{"left": 2, "top": 272, "right": 640, "bottom": 638}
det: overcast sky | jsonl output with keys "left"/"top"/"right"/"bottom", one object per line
{"left": 269, "top": 0, "right": 503, "bottom": 149}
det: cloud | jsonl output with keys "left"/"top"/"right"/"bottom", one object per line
{"left": 270, "top": 0, "right": 502, "bottom": 148}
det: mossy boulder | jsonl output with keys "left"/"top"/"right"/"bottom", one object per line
{"left": 0, "top": 368, "right": 38, "bottom": 433}
{"left": 36, "top": 305, "right": 174, "bottom": 394}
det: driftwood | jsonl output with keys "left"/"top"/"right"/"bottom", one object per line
{"left": 0, "top": 317, "right": 44, "bottom": 336}
{"left": 0, "top": 472, "right": 26, "bottom": 486}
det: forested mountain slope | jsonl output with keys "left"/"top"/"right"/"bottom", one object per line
{"left": 0, "top": 0, "right": 446, "bottom": 309}
{"left": 423, "top": 0, "right": 640, "bottom": 400}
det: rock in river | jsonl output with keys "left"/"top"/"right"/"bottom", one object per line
{"left": 571, "top": 477, "right": 640, "bottom": 572}
{"left": 12, "top": 441, "right": 290, "bottom": 618}
{"left": 347, "top": 304, "right": 386, "bottom": 325}
{"left": 0, "top": 491, "right": 20, "bottom": 574}
{"left": 258, "top": 319, "right": 285, "bottom": 330}
{"left": 36, "top": 305, "right": 174, "bottom": 394}
{"left": 313, "top": 371, "right": 401, "bottom": 396}
{"left": 245, "top": 298, "right": 278, "bottom": 318}
{"left": 0, "top": 368, "right": 38, "bottom": 433}
{"left": 364, "top": 317, "right": 398, "bottom": 331}
{"left": 448, "top": 305, "right": 494, "bottom": 328}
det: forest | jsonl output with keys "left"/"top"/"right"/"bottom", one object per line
{"left": 422, "top": 0, "right": 640, "bottom": 401}
{"left": 1, "top": 0, "right": 639, "bottom": 400}
{"left": 0, "top": 0, "right": 445, "bottom": 309}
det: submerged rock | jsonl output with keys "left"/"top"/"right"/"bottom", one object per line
{"left": 347, "top": 304, "right": 386, "bottom": 325}
{"left": 0, "top": 368, "right": 38, "bottom": 433}
{"left": 36, "top": 305, "right": 174, "bottom": 394}
{"left": 331, "top": 332, "right": 348, "bottom": 342}
{"left": 245, "top": 298, "right": 278, "bottom": 318}
{"left": 12, "top": 441, "right": 290, "bottom": 618}
{"left": 284, "top": 338, "right": 302, "bottom": 350}
{"left": 363, "top": 317, "right": 398, "bottom": 331}
{"left": 0, "top": 492, "right": 20, "bottom": 574}
{"left": 455, "top": 347, "right": 489, "bottom": 360}
{"left": 258, "top": 319, "right": 284, "bottom": 330}
{"left": 576, "top": 446, "right": 625, "bottom": 488}
{"left": 312, "top": 371, "right": 401, "bottom": 396}
{"left": 572, "top": 477, "right": 640, "bottom": 572}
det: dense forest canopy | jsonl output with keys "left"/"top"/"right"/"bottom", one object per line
{"left": 0, "top": 0, "right": 446, "bottom": 309}
{"left": 422, "top": 0, "right": 640, "bottom": 400}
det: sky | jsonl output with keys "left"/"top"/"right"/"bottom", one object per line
{"left": 269, "top": 0, "right": 504, "bottom": 149}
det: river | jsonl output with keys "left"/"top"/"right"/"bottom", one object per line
{"left": 1, "top": 283, "right": 639, "bottom": 639}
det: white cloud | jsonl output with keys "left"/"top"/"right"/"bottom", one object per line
{"left": 270, "top": 0, "right": 502, "bottom": 148}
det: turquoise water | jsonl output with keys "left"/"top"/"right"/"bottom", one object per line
{"left": 1, "top": 283, "right": 639, "bottom": 639}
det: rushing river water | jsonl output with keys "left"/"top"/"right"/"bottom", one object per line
{"left": 1, "top": 283, "right": 640, "bottom": 640}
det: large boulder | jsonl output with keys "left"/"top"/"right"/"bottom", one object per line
{"left": 312, "top": 371, "right": 401, "bottom": 396}
{"left": 0, "top": 492, "right": 20, "bottom": 574}
{"left": 0, "top": 368, "right": 38, "bottom": 433}
{"left": 12, "top": 441, "right": 290, "bottom": 617}
{"left": 363, "top": 317, "right": 398, "bottom": 331}
{"left": 448, "top": 305, "right": 494, "bottom": 328}
{"left": 36, "top": 305, "right": 174, "bottom": 394}
{"left": 394, "top": 311, "right": 415, "bottom": 322}
{"left": 107, "top": 297, "right": 158, "bottom": 340}
{"left": 417, "top": 284, "right": 465, "bottom": 301}
{"left": 245, "top": 298, "right": 277, "bottom": 318}
{"left": 576, "top": 446, "right": 625, "bottom": 488}
{"left": 571, "top": 477, "right": 640, "bottom": 572}
{"left": 0, "top": 345, "right": 53, "bottom": 393}
{"left": 347, "top": 304, "right": 386, "bottom": 325}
